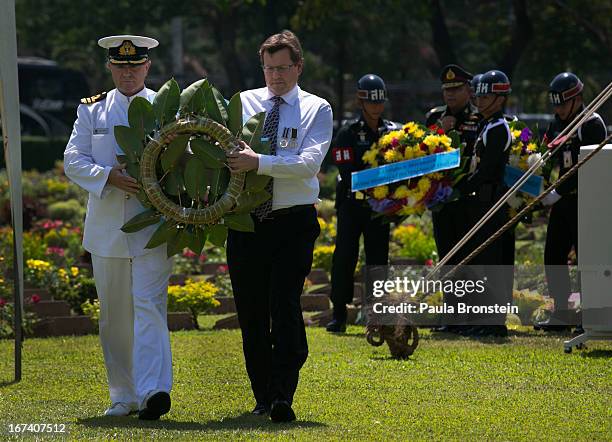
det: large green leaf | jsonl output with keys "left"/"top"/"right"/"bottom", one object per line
{"left": 153, "top": 78, "right": 180, "bottom": 126}
{"left": 186, "top": 225, "right": 207, "bottom": 255}
{"left": 114, "top": 125, "right": 143, "bottom": 161}
{"left": 161, "top": 134, "right": 190, "bottom": 172}
{"left": 163, "top": 170, "right": 185, "bottom": 196}
{"left": 227, "top": 92, "right": 242, "bottom": 136}
{"left": 116, "top": 155, "right": 140, "bottom": 181}
{"left": 210, "top": 168, "right": 230, "bottom": 198}
{"left": 167, "top": 227, "right": 192, "bottom": 258}
{"left": 207, "top": 224, "right": 228, "bottom": 247}
{"left": 121, "top": 209, "right": 161, "bottom": 233}
{"left": 128, "top": 97, "right": 156, "bottom": 136}
{"left": 180, "top": 79, "right": 208, "bottom": 114}
{"left": 184, "top": 157, "right": 207, "bottom": 200}
{"left": 145, "top": 219, "right": 179, "bottom": 249}
{"left": 190, "top": 138, "right": 226, "bottom": 168}
{"left": 234, "top": 190, "right": 271, "bottom": 214}
{"left": 241, "top": 112, "right": 266, "bottom": 153}
{"left": 245, "top": 170, "right": 271, "bottom": 192}
{"left": 204, "top": 85, "right": 227, "bottom": 126}
{"left": 224, "top": 213, "right": 254, "bottom": 232}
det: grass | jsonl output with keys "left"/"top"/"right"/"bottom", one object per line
{"left": 0, "top": 318, "right": 611, "bottom": 441}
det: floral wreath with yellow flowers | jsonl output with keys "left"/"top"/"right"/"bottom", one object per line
{"left": 361, "top": 122, "right": 464, "bottom": 217}
{"left": 506, "top": 121, "right": 549, "bottom": 217}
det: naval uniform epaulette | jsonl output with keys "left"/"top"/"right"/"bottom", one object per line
{"left": 81, "top": 92, "right": 107, "bottom": 105}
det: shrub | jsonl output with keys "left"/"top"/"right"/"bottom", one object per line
{"left": 312, "top": 245, "right": 335, "bottom": 274}
{"left": 513, "top": 289, "right": 547, "bottom": 325}
{"left": 47, "top": 199, "right": 84, "bottom": 223}
{"left": 167, "top": 279, "right": 220, "bottom": 329}
{"left": 81, "top": 299, "right": 100, "bottom": 327}
{"left": 391, "top": 223, "right": 437, "bottom": 263}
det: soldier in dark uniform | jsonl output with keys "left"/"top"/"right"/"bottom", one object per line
{"left": 535, "top": 72, "right": 607, "bottom": 332}
{"left": 326, "top": 74, "right": 401, "bottom": 333}
{"left": 455, "top": 69, "right": 514, "bottom": 337}
{"left": 426, "top": 65, "right": 481, "bottom": 333}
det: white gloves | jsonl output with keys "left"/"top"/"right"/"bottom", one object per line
{"left": 541, "top": 189, "right": 562, "bottom": 206}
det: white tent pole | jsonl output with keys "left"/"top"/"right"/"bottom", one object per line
{"left": 0, "top": 0, "right": 24, "bottom": 382}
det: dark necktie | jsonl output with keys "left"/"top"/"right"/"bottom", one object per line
{"left": 253, "top": 95, "right": 282, "bottom": 220}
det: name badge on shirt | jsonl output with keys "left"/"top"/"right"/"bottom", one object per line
{"left": 93, "top": 128, "right": 109, "bottom": 135}
{"left": 563, "top": 150, "right": 572, "bottom": 168}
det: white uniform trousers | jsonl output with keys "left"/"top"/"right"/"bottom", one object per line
{"left": 92, "top": 250, "right": 173, "bottom": 408}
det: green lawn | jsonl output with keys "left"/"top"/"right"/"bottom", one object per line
{"left": 1, "top": 319, "right": 611, "bottom": 441}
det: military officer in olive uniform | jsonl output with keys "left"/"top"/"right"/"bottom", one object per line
{"left": 326, "top": 74, "right": 401, "bottom": 333}
{"left": 535, "top": 72, "right": 607, "bottom": 332}
{"left": 426, "top": 64, "right": 480, "bottom": 261}
{"left": 426, "top": 65, "right": 481, "bottom": 333}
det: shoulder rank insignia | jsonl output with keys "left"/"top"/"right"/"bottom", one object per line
{"left": 81, "top": 92, "right": 107, "bottom": 105}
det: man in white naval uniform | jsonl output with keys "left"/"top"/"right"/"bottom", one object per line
{"left": 64, "top": 35, "right": 173, "bottom": 420}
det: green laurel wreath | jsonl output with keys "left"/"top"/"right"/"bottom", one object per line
{"left": 114, "top": 78, "right": 270, "bottom": 257}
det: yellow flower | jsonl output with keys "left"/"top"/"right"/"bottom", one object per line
{"left": 439, "top": 135, "right": 452, "bottom": 148}
{"left": 403, "top": 121, "right": 417, "bottom": 134}
{"left": 373, "top": 186, "right": 389, "bottom": 199}
{"left": 71, "top": 267, "right": 79, "bottom": 277}
{"left": 418, "top": 177, "right": 431, "bottom": 192}
{"left": 527, "top": 142, "right": 538, "bottom": 152}
{"left": 512, "top": 129, "right": 522, "bottom": 139}
{"left": 26, "top": 259, "right": 51, "bottom": 272}
{"left": 384, "top": 149, "right": 404, "bottom": 163}
{"left": 413, "top": 129, "right": 425, "bottom": 139}
{"left": 392, "top": 185, "right": 410, "bottom": 199}
{"left": 423, "top": 134, "right": 440, "bottom": 149}
{"left": 362, "top": 148, "right": 379, "bottom": 166}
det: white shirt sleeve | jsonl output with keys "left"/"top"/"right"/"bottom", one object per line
{"left": 257, "top": 103, "right": 333, "bottom": 179}
{"left": 63, "top": 105, "right": 113, "bottom": 199}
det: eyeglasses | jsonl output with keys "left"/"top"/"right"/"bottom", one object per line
{"left": 261, "top": 64, "right": 296, "bottom": 74}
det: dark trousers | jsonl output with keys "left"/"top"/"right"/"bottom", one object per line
{"left": 544, "top": 195, "right": 578, "bottom": 310}
{"left": 432, "top": 201, "right": 467, "bottom": 264}
{"left": 330, "top": 199, "right": 390, "bottom": 319}
{"left": 227, "top": 206, "right": 320, "bottom": 406}
{"left": 452, "top": 198, "right": 510, "bottom": 325}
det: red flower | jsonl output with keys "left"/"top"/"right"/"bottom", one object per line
{"left": 436, "top": 128, "right": 445, "bottom": 135}
{"left": 182, "top": 249, "right": 197, "bottom": 259}
{"left": 434, "top": 146, "right": 445, "bottom": 154}
{"left": 198, "top": 254, "right": 208, "bottom": 263}
{"left": 419, "top": 143, "right": 428, "bottom": 152}
{"left": 46, "top": 247, "right": 65, "bottom": 257}
{"left": 30, "top": 294, "right": 41, "bottom": 304}
{"left": 0, "top": 298, "right": 6, "bottom": 308}
{"left": 217, "top": 264, "right": 229, "bottom": 273}
{"left": 391, "top": 138, "right": 400, "bottom": 147}
{"left": 425, "top": 259, "right": 434, "bottom": 267}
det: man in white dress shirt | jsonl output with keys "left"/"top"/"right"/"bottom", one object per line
{"left": 64, "top": 35, "right": 173, "bottom": 420}
{"left": 226, "top": 30, "right": 333, "bottom": 422}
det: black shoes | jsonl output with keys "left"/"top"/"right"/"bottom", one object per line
{"left": 326, "top": 319, "right": 347, "bottom": 333}
{"left": 252, "top": 403, "right": 270, "bottom": 416}
{"left": 533, "top": 309, "right": 577, "bottom": 332}
{"left": 270, "top": 400, "right": 296, "bottom": 423}
{"left": 138, "top": 392, "right": 171, "bottom": 420}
